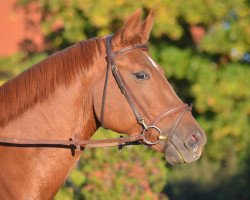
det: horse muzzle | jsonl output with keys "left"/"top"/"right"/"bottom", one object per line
{"left": 164, "top": 134, "right": 205, "bottom": 164}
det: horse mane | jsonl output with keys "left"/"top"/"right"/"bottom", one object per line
{"left": 0, "top": 37, "right": 103, "bottom": 127}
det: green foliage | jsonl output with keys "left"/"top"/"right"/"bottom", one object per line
{"left": 17, "top": 0, "right": 250, "bottom": 59}
{"left": 1, "top": 0, "right": 249, "bottom": 199}
{"left": 0, "top": 53, "right": 47, "bottom": 85}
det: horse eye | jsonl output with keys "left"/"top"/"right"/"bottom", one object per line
{"left": 133, "top": 71, "right": 150, "bottom": 80}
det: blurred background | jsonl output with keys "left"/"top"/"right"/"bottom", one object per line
{"left": 1, "top": 0, "right": 250, "bottom": 199}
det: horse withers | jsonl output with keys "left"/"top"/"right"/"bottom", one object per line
{"left": 0, "top": 10, "right": 206, "bottom": 199}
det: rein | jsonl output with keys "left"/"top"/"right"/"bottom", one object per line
{"left": 0, "top": 135, "right": 144, "bottom": 150}
{"left": 0, "top": 35, "right": 191, "bottom": 152}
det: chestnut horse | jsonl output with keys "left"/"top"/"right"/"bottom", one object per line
{"left": 0, "top": 10, "right": 206, "bottom": 199}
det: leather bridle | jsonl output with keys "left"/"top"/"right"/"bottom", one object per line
{"left": 0, "top": 35, "right": 191, "bottom": 152}
{"left": 100, "top": 35, "right": 192, "bottom": 146}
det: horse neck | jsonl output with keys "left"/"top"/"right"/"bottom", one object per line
{"left": 0, "top": 81, "right": 96, "bottom": 140}
{"left": 0, "top": 51, "right": 101, "bottom": 199}
{"left": 1, "top": 79, "right": 97, "bottom": 139}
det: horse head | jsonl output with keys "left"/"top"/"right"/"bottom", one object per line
{"left": 93, "top": 10, "right": 207, "bottom": 164}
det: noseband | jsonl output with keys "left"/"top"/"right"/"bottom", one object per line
{"left": 100, "top": 35, "right": 191, "bottom": 146}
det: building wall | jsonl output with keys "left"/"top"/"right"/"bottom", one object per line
{"left": 0, "top": 0, "right": 43, "bottom": 56}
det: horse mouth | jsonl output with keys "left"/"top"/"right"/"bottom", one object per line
{"left": 164, "top": 141, "right": 202, "bottom": 164}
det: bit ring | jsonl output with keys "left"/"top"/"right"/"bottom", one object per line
{"left": 142, "top": 126, "right": 166, "bottom": 145}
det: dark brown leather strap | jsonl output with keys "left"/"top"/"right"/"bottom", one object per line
{"left": 150, "top": 104, "right": 189, "bottom": 126}
{"left": 111, "top": 65, "right": 146, "bottom": 125}
{"left": 100, "top": 48, "right": 111, "bottom": 128}
{"left": 0, "top": 134, "right": 145, "bottom": 149}
{"left": 165, "top": 104, "right": 191, "bottom": 142}
{"left": 101, "top": 35, "right": 149, "bottom": 129}
{"left": 119, "top": 74, "right": 152, "bottom": 122}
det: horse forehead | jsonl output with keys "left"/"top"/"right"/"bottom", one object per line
{"left": 121, "top": 51, "right": 159, "bottom": 70}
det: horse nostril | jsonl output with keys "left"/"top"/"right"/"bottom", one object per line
{"left": 190, "top": 134, "right": 197, "bottom": 142}
{"left": 185, "top": 133, "right": 200, "bottom": 152}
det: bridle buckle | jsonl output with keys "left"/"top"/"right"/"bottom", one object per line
{"left": 138, "top": 118, "right": 148, "bottom": 130}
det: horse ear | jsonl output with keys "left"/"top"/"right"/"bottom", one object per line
{"left": 112, "top": 9, "right": 142, "bottom": 44}
{"left": 139, "top": 10, "right": 155, "bottom": 43}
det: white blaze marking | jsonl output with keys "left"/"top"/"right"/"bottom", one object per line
{"left": 146, "top": 55, "right": 159, "bottom": 69}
